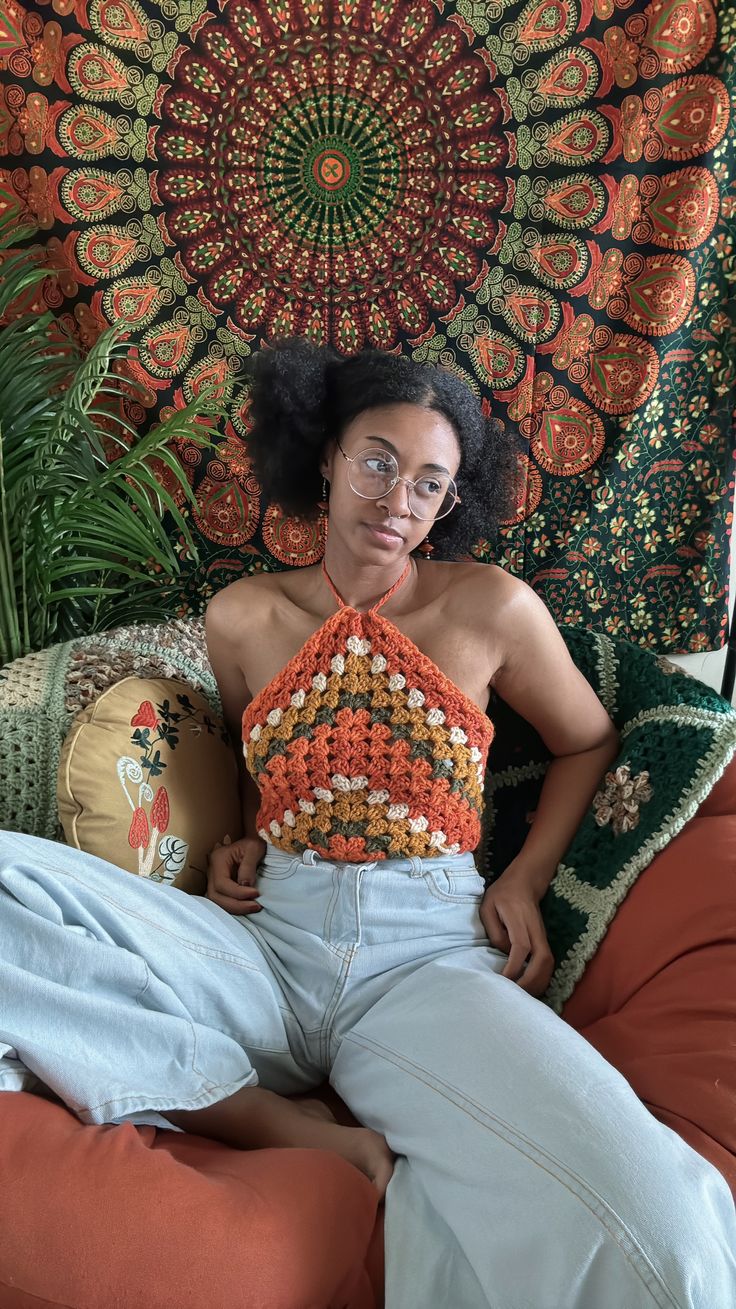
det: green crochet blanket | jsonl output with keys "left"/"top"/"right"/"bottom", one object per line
{"left": 482, "top": 626, "right": 736, "bottom": 1012}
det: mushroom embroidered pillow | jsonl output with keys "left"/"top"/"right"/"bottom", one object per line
{"left": 57, "top": 677, "right": 241, "bottom": 894}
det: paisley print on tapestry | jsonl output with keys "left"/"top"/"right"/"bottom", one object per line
{"left": 2, "top": 0, "right": 735, "bottom": 650}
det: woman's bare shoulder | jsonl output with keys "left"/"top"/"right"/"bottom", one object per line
{"left": 433, "top": 560, "right": 528, "bottom": 611}
{"left": 460, "top": 563, "right": 560, "bottom": 648}
{"left": 206, "top": 567, "right": 321, "bottom": 636}
{"left": 435, "top": 563, "right": 544, "bottom": 670}
{"left": 206, "top": 571, "right": 290, "bottom": 631}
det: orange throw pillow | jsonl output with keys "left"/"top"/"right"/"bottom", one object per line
{"left": 0, "top": 1093, "right": 379, "bottom": 1309}
{"left": 57, "top": 677, "right": 241, "bottom": 894}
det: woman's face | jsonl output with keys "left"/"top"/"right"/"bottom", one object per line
{"left": 321, "top": 403, "right": 462, "bottom": 559}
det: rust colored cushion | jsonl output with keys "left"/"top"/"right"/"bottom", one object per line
{"left": 564, "top": 782, "right": 736, "bottom": 1196}
{"left": 57, "top": 677, "right": 241, "bottom": 894}
{"left": 693, "top": 753, "right": 736, "bottom": 818}
{"left": 0, "top": 1092, "right": 379, "bottom": 1309}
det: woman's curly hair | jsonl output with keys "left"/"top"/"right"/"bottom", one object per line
{"left": 245, "top": 336, "right": 519, "bottom": 559}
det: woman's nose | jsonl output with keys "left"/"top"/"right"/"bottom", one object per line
{"left": 379, "top": 478, "right": 412, "bottom": 517}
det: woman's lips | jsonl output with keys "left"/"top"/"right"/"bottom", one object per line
{"left": 364, "top": 523, "right": 404, "bottom": 546}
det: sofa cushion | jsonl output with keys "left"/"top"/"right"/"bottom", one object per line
{"left": 0, "top": 1092, "right": 380, "bottom": 1309}
{"left": 564, "top": 777, "right": 736, "bottom": 1197}
{"left": 0, "top": 618, "right": 214, "bottom": 840}
{"left": 57, "top": 676, "right": 240, "bottom": 894}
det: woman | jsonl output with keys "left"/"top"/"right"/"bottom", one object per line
{"left": 1, "top": 340, "right": 734, "bottom": 1308}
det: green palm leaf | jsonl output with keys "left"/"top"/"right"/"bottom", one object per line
{"left": 0, "top": 226, "right": 225, "bottom": 663}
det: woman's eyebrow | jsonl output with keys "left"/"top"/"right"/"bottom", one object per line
{"left": 362, "top": 435, "right": 450, "bottom": 475}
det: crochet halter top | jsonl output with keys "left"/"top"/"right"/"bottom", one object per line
{"left": 242, "top": 561, "right": 494, "bottom": 863}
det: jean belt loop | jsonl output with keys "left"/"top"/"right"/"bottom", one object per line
{"left": 409, "top": 856, "right": 423, "bottom": 877}
{"left": 302, "top": 849, "right": 319, "bottom": 867}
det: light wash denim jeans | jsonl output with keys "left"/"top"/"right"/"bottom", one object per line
{"left": 1, "top": 831, "right": 734, "bottom": 1309}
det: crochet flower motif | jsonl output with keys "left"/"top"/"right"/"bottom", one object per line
{"left": 593, "top": 765, "right": 653, "bottom": 836}
{"left": 655, "top": 656, "right": 680, "bottom": 677}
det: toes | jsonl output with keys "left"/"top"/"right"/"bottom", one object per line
{"left": 371, "top": 1152, "right": 395, "bottom": 1200}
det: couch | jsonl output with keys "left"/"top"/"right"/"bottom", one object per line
{"left": 1, "top": 617, "right": 735, "bottom": 1308}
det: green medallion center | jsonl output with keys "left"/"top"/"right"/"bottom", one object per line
{"left": 254, "top": 92, "right": 406, "bottom": 250}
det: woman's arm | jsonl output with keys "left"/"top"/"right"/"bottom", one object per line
{"left": 204, "top": 586, "right": 267, "bottom": 913}
{"left": 482, "top": 575, "right": 620, "bottom": 993}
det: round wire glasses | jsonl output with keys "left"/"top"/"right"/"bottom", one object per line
{"left": 336, "top": 442, "right": 460, "bottom": 521}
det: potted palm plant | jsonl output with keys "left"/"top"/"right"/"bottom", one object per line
{"left": 0, "top": 229, "right": 222, "bottom": 664}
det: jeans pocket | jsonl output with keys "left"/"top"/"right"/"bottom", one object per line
{"left": 257, "top": 855, "right": 302, "bottom": 881}
{"left": 423, "top": 865, "right": 487, "bottom": 903}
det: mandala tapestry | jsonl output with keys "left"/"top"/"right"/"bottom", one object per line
{"left": 1, "top": 0, "right": 736, "bottom": 650}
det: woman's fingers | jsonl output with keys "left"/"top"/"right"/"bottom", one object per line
{"left": 207, "top": 840, "right": 262, "bottom": 913}
{"left": 207, "top": 891, "right": 262, "bottom": 915}
{"left": 209, "top": 870, "right": 260, "bottom": 903}
{"left": 501, "top": 936, "right": 531, "bottom": 983}
{"left": 502, "top": 919, "right": 554, "bottom": 996}
{"left": 236, "top": 858, "right": 259, "bottom": 887}
{"left": 207, "top": 869, "right": 261, "bottom": 912}
{"left": 213, "top": 880, "right": 260, "bottom": 900}
{"left": 484, "top": 895, "right": 554, "bottom": 997}
{"left": 515, "top": 947, "right": 554, "bottom": 996}
{"left": 480, "top": 899, "right": 511, "bottom": 952}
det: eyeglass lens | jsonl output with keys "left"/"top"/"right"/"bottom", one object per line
{"left": 348, "top": 450, "right": 456, "bottom": 520}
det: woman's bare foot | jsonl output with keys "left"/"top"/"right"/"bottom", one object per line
{"left": 253, "top": 1093, "right": 396, "bottom": 1198}
{"left": 291, "top": 1097, "right": 337, "bottom": 1123}
{"left": 167, "top": 1087, "right": 396, "bottom": 1198}
{"left": 341, "top": 1122, "right": 395, "bottom": 1198}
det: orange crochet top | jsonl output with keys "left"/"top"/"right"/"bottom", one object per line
{"left": 242, "top": 561, "right": 494, "bottom": 862}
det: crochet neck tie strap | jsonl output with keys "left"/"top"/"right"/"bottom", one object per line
{"left": 320, "top": 559, "right": 412, "bottom": 615}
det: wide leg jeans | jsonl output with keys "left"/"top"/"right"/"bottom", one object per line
{"left": 1, "top": 832, "right": 734, "bottom": 1309}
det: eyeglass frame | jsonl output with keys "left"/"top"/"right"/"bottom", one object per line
{"left": 334, "top": 438, "right": 461, "bottom": 521}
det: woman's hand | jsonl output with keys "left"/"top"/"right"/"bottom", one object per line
{"left": 206, "top": 835, "right": 267, "bottom": 915}
{"left": 479, "top": 869, "right": 554, "bottom": 997}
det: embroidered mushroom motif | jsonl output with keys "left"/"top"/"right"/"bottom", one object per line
{"left": 138, "top": 786, "right": 171, "bottom": 877}
{"left": 130, "top": 700, "right": 159, "bottom": 730}
{"left": 118, "top": 694, "right": 205, "bottom": 880}
{"left": 128, "top": 806, "right": 150, "bottom": 854}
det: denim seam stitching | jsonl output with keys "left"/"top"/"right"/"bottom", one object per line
{"left": 423, "top": 868, "right": 487, "bottom": 904}
{"left": 344, "top": 1031, "right": 682, "bottom": 1309}
{"left": 258, "top": 856, "right": 302, "bottom": 880}
{"left": 319, "top": 945, "right": 357, "bottom": 1069}
{"left": 82, "top": 1069, "right": 257, "bottom": 1115}
{"left": 41, "top": 867, "right": 266, "bottom": 971}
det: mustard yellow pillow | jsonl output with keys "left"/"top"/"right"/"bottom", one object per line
{"left": 57, "top": 677, "right": 241, "bottom": 894}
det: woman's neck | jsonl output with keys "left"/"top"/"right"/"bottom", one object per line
{"left": 321, "top": 540, "right": 415, "bottom": 614}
